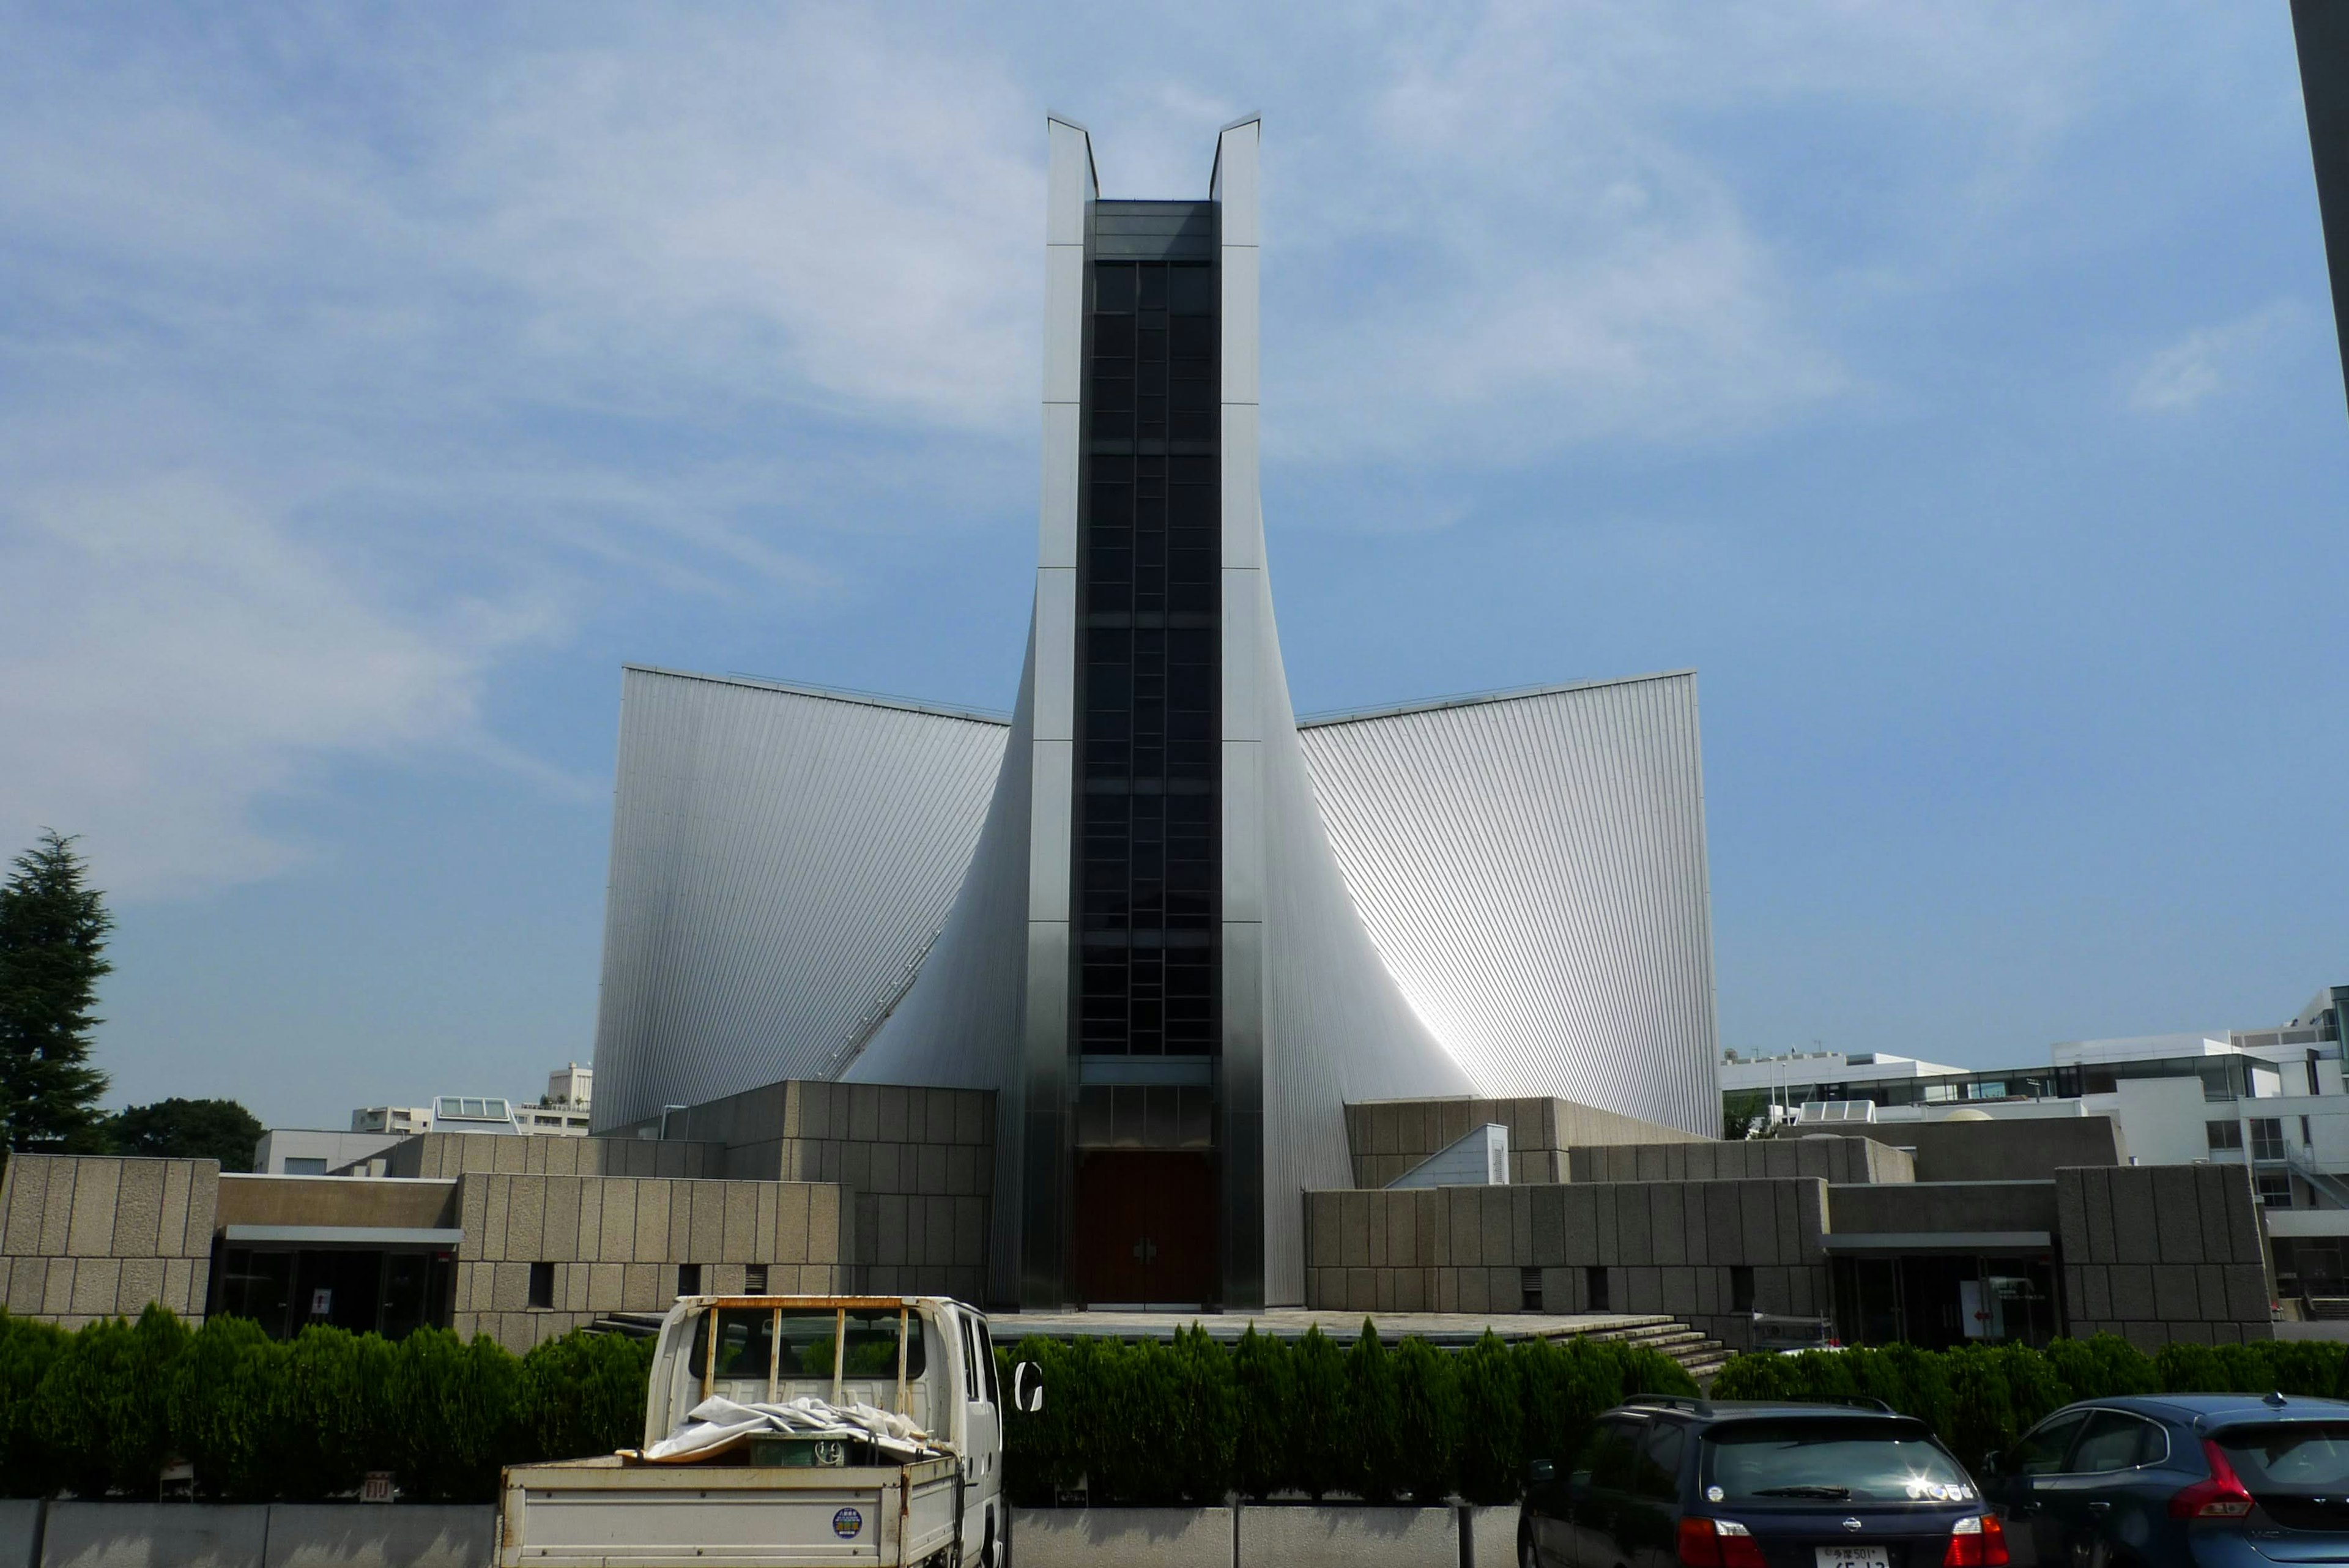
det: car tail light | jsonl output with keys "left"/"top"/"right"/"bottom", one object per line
{"left": 2170, "top": 1439, "right": 2256, "bottom": 1520}
{"left": 1679, "top": 1517, "right": 1765, "bottom": 1568}
{"left": 1945, "top": 1514, "right": 2008, "bottom": 1567}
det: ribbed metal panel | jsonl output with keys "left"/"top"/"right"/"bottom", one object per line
{"left": 590, "top": 667, "right": 1007, "bottom": 1132}
{"left": 1297, "top": 673, "right": 1721, "bottom": 1137}
{"left": 1252, "top": 578, "right": 1479, "bottom": 1302}
{"left": 845, "top": 627, "right": 1041, "bottom": 1306}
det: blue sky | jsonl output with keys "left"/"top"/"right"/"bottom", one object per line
{"left": 1, "top": 2, "right": 2342, "bottom": 1128}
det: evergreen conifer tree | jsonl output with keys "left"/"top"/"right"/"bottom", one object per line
{"left": 0, "top": 830, "right": 113, "bottom": 1155}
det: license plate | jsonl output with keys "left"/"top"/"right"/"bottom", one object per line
{"left": 1816, "top": 1548, "right": 1890, "bottom": 1568}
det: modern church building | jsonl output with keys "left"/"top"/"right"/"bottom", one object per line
{"left": 0, "top": 119, "right": 2289, "bottom": 1358}
{"left": 587, "top": 118, "right": 1721, "bottom": 1310}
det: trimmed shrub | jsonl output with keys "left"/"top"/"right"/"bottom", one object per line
{"left": 1288, "top": 1326, "right": 1352, "bottom": 1500}
{"left": 1345, "top": 1323, "right": 1403, "bottom": 1502}
{"left": 168, "top": 1315, "right": 284, "bottom": 1500}
{"left": 518, "top": 1328, "right": 657, "bottom": 1465}
{"left": 1392, "top": 1334, "right": 1460, "bottom": 1504}
{"left": 1164, "top": 1325, "right": 1239, "bottom": 1504}
{"left": 0, "top": 1312, "right": 69, "bottom": 1498}
{"left": 1453, "top": 1331, "right": 1521, "bottom": 1504}
{"left": 1230, "top": 1325, "right": 1293, "bottom": 1501}
{"left": 33, "top": 1303, "right": 188, "bottom": 1496}
{"left": 278, "top": 1324, "right": 398, "bottom": 1499}
{"left": 384, "top": 1328, "right": 521, "bottom": 1503}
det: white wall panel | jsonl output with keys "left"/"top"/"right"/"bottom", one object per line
{"left": 1297, "top": 674, "right": 1721, "bottom": 1137}
{"left": 590, "top": 667, "right": 1007, "bottom": 1132}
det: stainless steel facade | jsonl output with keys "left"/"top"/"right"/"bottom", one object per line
{"left": 590, "top": 667, "right": 1006, "bottom": 1132}
{"left": 1299, "top": 674, "right": 1721, "bottom": 1137}
{"left": 589, "top": 121, "right": 1721, "bottom": 1309}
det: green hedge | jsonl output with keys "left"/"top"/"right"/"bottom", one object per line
{"left": 996, "top": 1323, "right": 1698, "bottom": 1506}
{"left": 22, "top": 1304, "right": 2333, "bottom": 1509}
{"left": 1710, "top": 1336, "right": 2349, "bottom": 1476}
{"left": 0, "top": 1306, "right": 653, "bottom": 1502}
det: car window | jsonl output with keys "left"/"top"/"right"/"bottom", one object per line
{"left": 2215, "top": 1424, "right": 2349, "bottom": 1490}
{"left": 2070, "top": 1413, "right": 2156, "bottom": 1473}
{"left": 1587, "top": 1418, "right": 1645, "bottom": 1490}
{"left": 2009, "top": 1412, "right": 2090, "bottom": 1477}
{"left": 1635, "top": 1421, "right": 1687, "bottom": 1501}
{"left": 1704, "top": 1421, "right": 1977, "bottom": 1504}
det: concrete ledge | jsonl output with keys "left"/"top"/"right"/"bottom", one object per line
{"left": 1238, "top": 1506, "right": 1458, "bottom": 1568}
{"left": 1012, "top": 1507, "right": 1233, "bottom": 1568}
{"left": 1, "top": 1503, "right": 43, "bottom": 1568}
{"left": 1464, "top": 1506, "right": 1520, "bottom": 1568}
{"left": 264, "top": 1505, "right": 493, "bottom": 1568}
{"left": 41, "top": 1504, "right": 269, "bottom": 1568}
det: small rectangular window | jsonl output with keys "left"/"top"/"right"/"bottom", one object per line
{"left": 528, "top": 1261, "right": 555, "bottom": 1309}
{"left": 2259, "top": 1173, "right": 2294, "bottom": 1209}
{"left": 2207, "top": 1120, "right": 2244, "bottom": 1151}
{"left": 1730, "top": 1266, "right": 1756, "bottom": 1313}
{"left": 2252, "top": 1118, "right": 2288, "bottom": 1162}
{"left": 283, "top": 1157, "right": 328, "bottom": 1176}
{"left": 677, "top": 1263, "right": 702, "bottom": 1298}
{"left": 744, "top": 1263, "right": 768, "bottom": 1295}
{"left": 1586, "top": 1265, "right": 1610, "bottom": 1312}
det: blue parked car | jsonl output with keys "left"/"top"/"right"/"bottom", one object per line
{"left": 1521, "top": 1396, "right": 2004, "bottom": 1568}
{"left": 1979, "top": 1394, "right": 2349, "bottom": 1568}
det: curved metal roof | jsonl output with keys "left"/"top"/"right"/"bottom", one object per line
{"left": 1298, "top": 672, "right": 1720, "bottom": 1134}
{"left": 589, "top": 666, "right": 1006, "bottom": 1131}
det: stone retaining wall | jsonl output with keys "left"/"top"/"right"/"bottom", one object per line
{"left": 0, "top": 1502, "right": 1522, "bottom": 1568}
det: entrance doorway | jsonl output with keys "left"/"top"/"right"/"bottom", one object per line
{"left": 1072, "top": 1151, "right": 1216, "bottom": 1307}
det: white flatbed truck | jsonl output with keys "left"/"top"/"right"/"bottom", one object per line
{"left": 498, "top": 1296, "right": 1014, "bottom": 1568}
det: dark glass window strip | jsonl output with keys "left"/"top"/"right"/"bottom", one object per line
{"left": 1076, "top": 256, "right": 1219, "bottom": 1058}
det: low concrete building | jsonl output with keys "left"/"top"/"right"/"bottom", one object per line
{"left": 0, "top": 1082, "right": 2279, "bottom": 1356}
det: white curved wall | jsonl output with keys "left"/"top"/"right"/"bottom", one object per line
{"left": 1298, "top": 673, "right": 1720, "bottom": 1136}
{"left": 590, "top": 666, "right": 1006, "bottom": 1131}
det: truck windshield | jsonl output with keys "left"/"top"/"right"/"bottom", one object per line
{"left": 689, "top": 1309, "right": 927, "bottom": 1381}
{"left": 2214, "top": 1424, "right": 2349, "bottom": 1490}
{"left": 1705, "top": 1421, "right": 1975, "bottom": 1503}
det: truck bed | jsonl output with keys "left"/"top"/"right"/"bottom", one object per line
{"left": 499, "top": 1453, "right": 961, "bottom": 1568}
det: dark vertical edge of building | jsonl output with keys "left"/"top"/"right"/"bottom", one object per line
{"left": 2294, "top": 0, "right": 2349, "bottom": 417}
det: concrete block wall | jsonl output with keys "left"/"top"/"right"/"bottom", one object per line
{"left": 384, "top": 1133, "right": 724, "bottom": 1181}
{"left": 1570, "top": 1136, "right": 1913, "bottom": 1187}
{"left": 2055, "top": 1164, "right": 2273, "bottom": 1348}
{"left": 593, "top": 1079, "right": 995, "bottom": 1302}
{"left": 1302, "top": 1178, "right": 1829, "bottom": 1350}
{"left": 452, "top": 1173, "right": 856, "bottom": 1352}
{"left": 0, "top": 1154, "right": 217, "bottom": 1329}
{"left": 1345, "top": 1098, "right": 1707, "bottom": 1189}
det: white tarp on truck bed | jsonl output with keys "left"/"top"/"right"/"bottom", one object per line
{"left": 640, "top": 1396, "right": 944, "bottom": 1464}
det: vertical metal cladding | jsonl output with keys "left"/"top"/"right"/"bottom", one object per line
{"left": 589, "top": 666, "right": 1006, "bottom": 1132}
{"left": 1296, "top": 673, "right": 1722, "bottom": 1137}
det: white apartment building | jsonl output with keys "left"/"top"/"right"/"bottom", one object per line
{"left": 1722, "top": 986, "right": 2349, "bottom": 1301}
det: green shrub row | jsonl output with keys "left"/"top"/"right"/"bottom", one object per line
{"left": 0, "top": 1306, "right": 653, "bottom": 1502}
{"left": 1710, "top": 1335, "right": 2349, "bottom": 1476}
{"left": 996, "top": 1323, "right": 1698, "bottom": 1506}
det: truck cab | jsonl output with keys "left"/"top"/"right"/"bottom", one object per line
{"left": 500, "top": 1295, "right": 1011, "bottom": 1568}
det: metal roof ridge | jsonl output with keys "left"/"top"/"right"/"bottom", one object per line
{"left": 623, "top": 664, "right": 1012, "bottom": 726}
{"left": 1296, "top": 669, "right": 1698, "bottom": 729}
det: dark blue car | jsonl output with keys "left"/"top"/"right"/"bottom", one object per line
{"left": 1980, "top": 1394, "right": 2349, "bottom": 1568}
{"left": 1521, "top": 1397, "right": 2005, "bottom": 1568}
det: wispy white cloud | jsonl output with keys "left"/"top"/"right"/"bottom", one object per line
{"left": 0, "top": 0, "right": 2209, "bottom": 895}
{"left": 0, "top": 475, "right": 562, "bottom": 897}
{"left": 2126, "top": 301, "right": 2305, "bottom": 414}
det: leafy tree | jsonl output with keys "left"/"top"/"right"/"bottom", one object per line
{"left": 0, "top": 830, "right": 113, "bottom": 1157}
{"left": 106, "top": 1098, "right": 266, "bottom": 1172}
{"left": 1721, "top": 1089, "right": 1772, "bottom": 1140}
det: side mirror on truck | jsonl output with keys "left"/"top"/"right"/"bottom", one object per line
{"left": 1011, "top": 1362, "right": 1044, "bottom": 1414}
